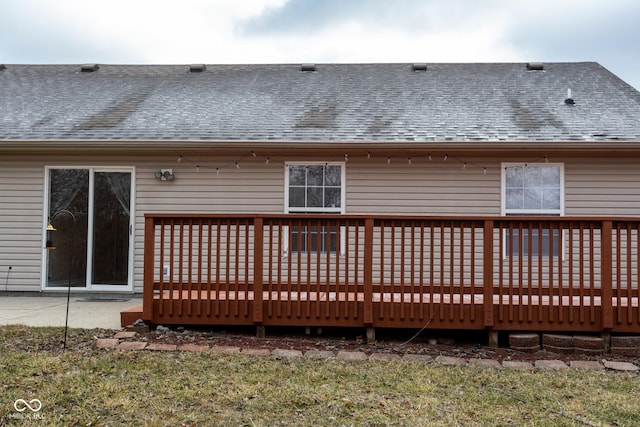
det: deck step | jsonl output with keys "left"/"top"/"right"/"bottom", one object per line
{"left": 120, "top": 305, "right": 143, "bottom": 327}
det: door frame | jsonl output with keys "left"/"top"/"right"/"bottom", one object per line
{"left": 41, "top": 166, "right": 136, "bottom": 292}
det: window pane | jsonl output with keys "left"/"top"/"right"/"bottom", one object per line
{"left": 542, "top": 189, "right": 560, "bottom": 210}
{"left": 509, "top": 228, "right": 560, "bottom": 257}
{"left": 541, "top": 167, "right": 560, "bottom": 187}
{"left": 505, "top": 166, "right": 524, "bottom": 187}
{"left": 524, "top": 166, "right": 541, "bottom": 187}
{"left": 289, "top": 187, "right": 306, "bottom": 208}
{"left": 506, "top": 188, "right": 523, "bottom": 210}
{"left": 307, "top": 166, "right": 323, "bottom": 186}
{"left": 289, "top": 166, "right": 306, "bottom": 186}
{"left": 524, "top": 188, "right": 542, "bottom": 210}
{"left": 324, "top": 188, "right": 341, "bottom": 208}
{"left": 325, "top": 165, "right": 341, "bottom": 186}
{"left": 307, "top": 187, "right": 323, "bottom": 207}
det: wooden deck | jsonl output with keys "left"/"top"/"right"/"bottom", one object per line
{"left": 126, "top": 214, "right": 640, "bottom": 334}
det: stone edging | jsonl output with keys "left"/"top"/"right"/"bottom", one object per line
{"left": 95, "top": 332, "right": 640, "bottom": 373}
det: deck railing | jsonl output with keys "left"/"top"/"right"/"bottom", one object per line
{"left": 143, "top": 214, "right": 640, "bottom": 333}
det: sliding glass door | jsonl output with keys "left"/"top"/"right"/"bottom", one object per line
{"left": 44, "top": 167, "right": 134, "bottom": 291}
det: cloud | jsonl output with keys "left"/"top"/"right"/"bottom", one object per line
{"left": 0, "top": 0, "right": 637, "bottom": 89}
{"left": 238, "top": 0, "right": 504, "bottom": 35}
{"left": 501, "top": 0, "right": 640, "bottom": 88}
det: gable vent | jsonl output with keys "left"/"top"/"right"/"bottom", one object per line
{"left": 80, "top": 64, "right": 99, "bottom": 73}
{"left": 412, "top": 63, "right": 427, "bottom": 72}
{"left": 526, "top": 62, "right": 544, "bottom": 71}
{"left": 189, "top": 64, "right": 206, "bottom": 73}
{"left": 300, "top": 63, "right": 316, "bottom": 72}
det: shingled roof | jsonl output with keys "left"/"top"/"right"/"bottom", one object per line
{"left": 1, "top": 62, "right": 640, "bottom": 143}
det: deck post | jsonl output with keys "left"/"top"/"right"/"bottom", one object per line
{"left": 363, "top": 218, "right": 374, "bottom": 325}
{"left": 142, "top": 216, "right": 155, "bottom": 323}
{"left": 483, "top": 220, "right": 495, "bottom": 328}
{"left": 366, "top": 327, "right": 376, "bottom": 344}
{"left": 253, "top": 217, "right": 264, "bottom": 324}
{"left": 488, "top": 331, "right": 499, "bottom": 348}
{"left": 601, "top": 220, "right": 613, "bottom": 330}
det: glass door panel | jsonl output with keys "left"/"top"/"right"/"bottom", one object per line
{"left": 92, "top": 172, "right": 131, "bottom": 286}
{"left": 46, "top": 169, "right": 89, "bottom": 287}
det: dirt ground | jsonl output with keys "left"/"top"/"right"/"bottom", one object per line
{"left": 131, "top": 325, "right": 640, "bottom": 365}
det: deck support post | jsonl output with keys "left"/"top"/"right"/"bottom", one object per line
{"left": 601, "top": 220, "right": 614, "bottom": 330}
{"left": 366, "top": 327, "right": 376, "bottom": 344}
{"left": 601, "top": 331, "right": 611, "bottom": 353}
{"left": 363, "top": 218, "right": 374, "bottom": 326}
{"left": 142, "top": 216, "right": 155, "bottom": 323}
{"left": 488, "top": 330, "right": 499, "bottom": 348}
{"left": 483, "top": 220, "right": 495, "bottom": 328}
{"left": 253, "top": 217, "right": 264, "bottom": 324}
{"left": 256, "top": 325, "right": 266, "bottom": 338}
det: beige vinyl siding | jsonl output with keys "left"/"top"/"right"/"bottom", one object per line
{"left": 0, "top": 162, "right": 45, "bottom": 291}
{"left": 347, "top": 160, "right": 500, "bottom": 215}
{"left": 2, "top": 151, "right": 640, "bottom": 294}
{"left": 566, "top": 159, "right": 640, "bottom": 215}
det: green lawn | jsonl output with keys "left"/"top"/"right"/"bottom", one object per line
{"left": 1, "top": 326, "right": 638, "bottom": 426}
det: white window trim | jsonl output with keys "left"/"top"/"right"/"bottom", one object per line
{"left": 500, "top": 162, "right": 565, "bottom": 216}
{"left": 41, "top": 166, "right": 136, "bottom": 292}
{"left": 500, "top": 162, "right": 565, "bottom": 259}
{"left": 284, "top": 161, "right": 346, "bottom": 214}
{"left": 283, "top": 162, "right": 346, "bottom": 255}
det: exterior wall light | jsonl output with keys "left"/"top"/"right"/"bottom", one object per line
{"left": 155, "top": 169, "right": 175, "bottom": 181}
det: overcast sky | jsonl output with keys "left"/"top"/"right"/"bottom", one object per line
{"left": 1, "top": 0, "right": 639, "bottom": 89}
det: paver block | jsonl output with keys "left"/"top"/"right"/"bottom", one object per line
{"left": 272, "top": 349, "right": 303, "bottom": 359}
{"left": 146, "top": 343, "right": 177, "bottom": 351}
{"left": 369, "top": 353, "right": 401, "bottom": 362}
{"left": 337, "top": 351, "right": 368, "bottom": 361}
{"left": 502, "top": 360, "right": 534, "bottom": 370}
{"left": 603, "top": 360, "right": 640, "bottom": 372}
{"left": 574, "top": 336, "right": 605, "bottom": 355}
{"left": 304, "top": 350, "right": 335, "bottom": 360}
{"left": 569, "top": 360, "right": 604, "bottom": 370}
{"left": 116, "top": 341, "right": 148, "bottom": 351}
{"left": 241, "top": 348, "right": 271, "bottom": 357}
{"left": 96, "top": 338, "right": 120, "bottom": 349}
{"left": 574, "top": 335, "right": 605, "bottom": 350}
{"left": 211, "top": 345, "right": 241, "bottom": 354}
{"left": 611, "top": 336, "right": 640, "bottom": 347}
{"left": 468, "top": 358, "right": 501, "bottom": 369}
{"left": 402, "top": 354, "right": 434, "bottom": 364}
{"left": 113, "top": 331, "right": 138, "bottom": 339}
{"left": 535, "top": 360, "right": 568, "bottom": 370}
{"left": 178, "top": 344, "right": 210, "bottom": 352}
{"left": 509, "top": 333, "right": 540, "bottom": 349}
{"left": 542, "top": 334, "right": 574, "bottom": 354}
{"left": 435, "top": 356, "right": 467, "bottom": 366}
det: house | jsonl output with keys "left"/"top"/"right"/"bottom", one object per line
{"left": 2, "top": 62, "right": 640, "bottom": 337}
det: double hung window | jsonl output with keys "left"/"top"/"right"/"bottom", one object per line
{"left": 285, "top": 163, "right": 345, "bottom": 253}
{"left": 502, "top": 163, "right": 564, "bottom": 257}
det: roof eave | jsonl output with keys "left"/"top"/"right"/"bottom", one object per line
{"left": 2, "top": 139, "right": 640, "bottom": 155}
